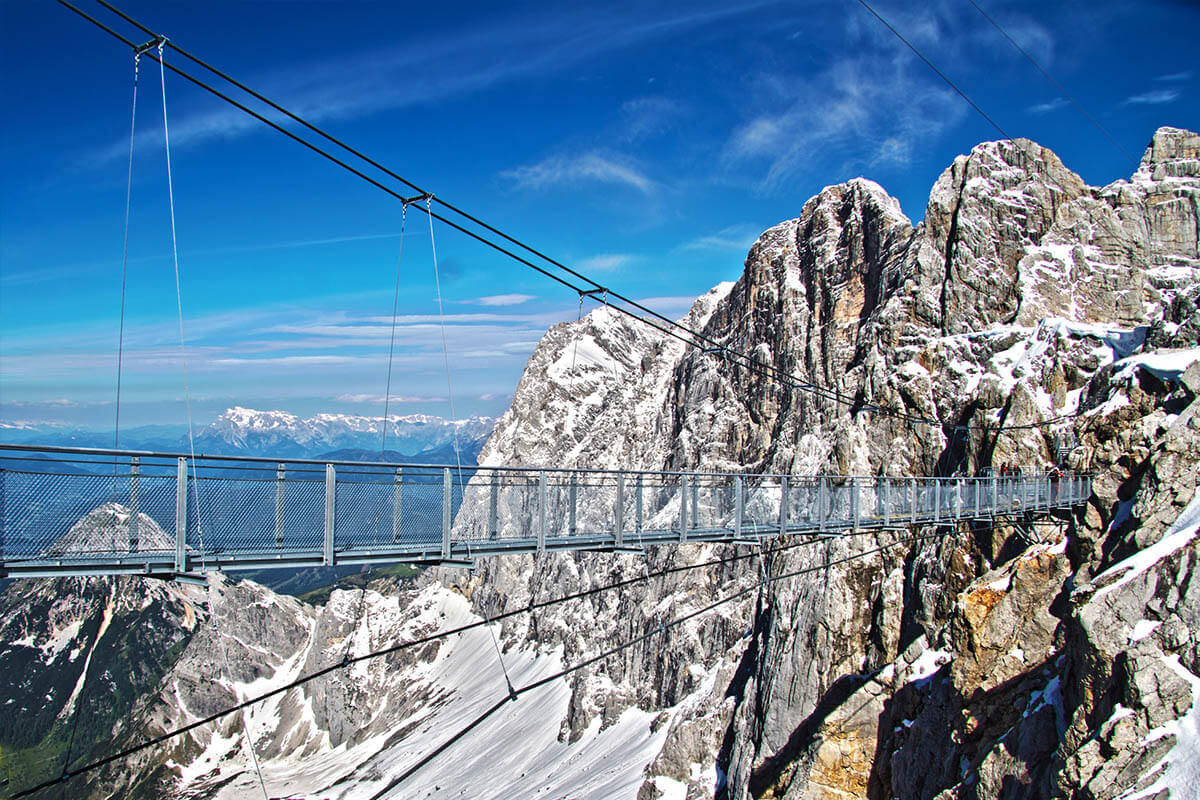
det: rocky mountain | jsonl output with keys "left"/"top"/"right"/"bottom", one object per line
{"left": 0, "top": 409, "right": 495, "bottom": 462}
{"left": 0, "top": 423, "right": 190, "bottom": 454}
{"left": 1, "top": 127, "right": 1197, "bottom": 799}
{"left": 455, "top": 126, "right": 1200, "bottom": 799}
{"left": 193, "top": 407, "right": 497, "bottom": 460}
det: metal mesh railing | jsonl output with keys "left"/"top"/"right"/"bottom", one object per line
{"left": 0, "top": 444, "right": 1090, "bottom": 578}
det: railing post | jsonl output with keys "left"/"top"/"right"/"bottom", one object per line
{"left": 175, "top": 457, "right": 188, "bottom": 573}
{"left": 911, "top": 478, "right": 917, "bottom": 524}
{"left": 679, "top": 474, "right": 689, "bottom": 542}
{"left": 819, "top": 477, "right": 826, "bottom": 533}
{"left": 129, "top": 457, "right": 140, "bottom": 553}
{"left": 537, "top": 471, "right": 547, "bottom": 553}
{"left": 569, "top": 473, "right": 578, "bottom": 536}
{"left": 851, "top": 477, "right": 859, "bottom": 531}
{"left": 691, "top": 477, "right": 700, "bottom": 530}
{"left": 734, "top": 476, "right": 744, "bottom": 538}
{"left": 615, "top": 474, "right": 625, "bottom": 547}
{"left": 934, "top": 478, "right": 941, "bottom": 524}
{"left": 636, "top": 474, "right": 643, "bottom": 534}
{"left": 442, "top": 468, "right": 452, "bottom": 560}
{"left": 883, "top": 477, "right": 890, "bottom": 527}
{"left": 324, "top": 464, "right": 336, "bottom": 566}
{"left": 487, "top": 472, "right": 497, "bottom": 539}
{"left": 274, "top": 463, "right": 285, "bottom": 550}
{"left": 780, "top": 476, "right": 789, "bottom": 537}
{"left": 394, "top": 467, "right": 404, "bottom": 543}
{"left": 992, "top": 473, "right": 999, "bottom": 515}
{"left": 975, "top": 478, "right": 982, "bottom": 517}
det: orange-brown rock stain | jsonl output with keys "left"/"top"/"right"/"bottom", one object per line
{"left": 963, "top": 585, "right": 1006, "bottom": 629}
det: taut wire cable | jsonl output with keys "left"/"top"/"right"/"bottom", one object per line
{"left": 159, "top": 39, "right": 270, "bottom": 800}
{"left": 114, "top": 50, "right": 141, "bottom": 453}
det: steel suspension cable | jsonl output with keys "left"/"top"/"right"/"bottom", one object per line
{"left": 851, "top": 0, "right": 1013, "bottom": 142}
{"left": 160, "top": 39, "right": 269, "bottom": 800}
{"left": 965, "top": 0, "right": 1137, "bottom": 166}
{"left": 380, "top": 205, "right": 409, "bottom": 457}
{"left": 41, "top": 4, "right": 905, "bottom": 430}
{"left": 426, "top": 197, "right": 465, "bottom": 480}
{"left": 61, "top": 45, "right": 145, "bottom": 785}
{"left": 113, "top": 50, "right": 141, "bottom": 452}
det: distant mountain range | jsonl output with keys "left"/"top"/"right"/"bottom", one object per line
{"left": 0, "top": 406, "right": 495, "bottom": 463}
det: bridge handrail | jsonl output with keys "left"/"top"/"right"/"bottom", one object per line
{"left": 0, "top": 443, "right": 1092, "bottom": 482}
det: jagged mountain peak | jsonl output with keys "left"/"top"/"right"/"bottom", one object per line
{"left": 197, "top": 406, "right": 496, "bottom": 459}
{"left": 1138, "top": 125, "right": 1200, "bottom": 177}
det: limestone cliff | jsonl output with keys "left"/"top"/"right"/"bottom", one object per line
{"left": 453, "top": 126, "right": 1200, "bottom": 800}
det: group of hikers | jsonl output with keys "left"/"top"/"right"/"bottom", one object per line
{"left": 992, "top": 463, "right": 1066, "bottom": 501}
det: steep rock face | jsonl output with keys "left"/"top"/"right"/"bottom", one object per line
{"left": 450, "top": 127, "right": 1200, "bottom": 799}
{"left": 0, "top": 577, "right": 202, "bottom": 795}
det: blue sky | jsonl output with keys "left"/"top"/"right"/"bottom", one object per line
{"left": 1, "top": 0, "right": 1196, "bottom": 430}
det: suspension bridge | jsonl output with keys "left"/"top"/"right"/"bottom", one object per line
{"left": 0, "top": 4, "right": 1093, "bottom": 589}
{"left": 0, "top": 443, "right": 1088, "bottom": 581}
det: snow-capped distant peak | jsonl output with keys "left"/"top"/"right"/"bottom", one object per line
{"left": 196, "top": 407, "right": 496, "bottom": 458}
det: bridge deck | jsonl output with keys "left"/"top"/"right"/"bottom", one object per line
{"left": 0, "top": 445, "right": 1088, "bottom": 580}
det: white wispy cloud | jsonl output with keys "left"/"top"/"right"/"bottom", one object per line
{"left": 618, "top": 96, "right": 685, "bottom": 142}
{"left": 723, "top": 0, "right": 1062, "bottom": 188}
{"left": 2, "top": 232, "right": 404, "bottom": 289}
{"left": 1155, "top": 71, "right": 1193, "bottom": 82}
{"left": 503, "top": 151, "right": 658, "bottom": 195}
{"left": 335, "top": 393, "right": 444, "bottom": 404}
{"left": 1122, "top": 88, "right": 1181, "bottom": 106}
{"left": 81, "top": 3, "right": 768, "bottom": 168}
{"left": 210, "top": 355, "right": 372, "bottom": 368}
{"left": 472, "top": 293, "right": 537, "bottom": 307}
{"left": 1026, "top": 97, "right": 1069, "bottom": 114}
{"left": 726, "top": 53, "right": 965, "bottom": 187}
{"left": 577, "top": 253, "right": 634, "bottom": 271}
{"left": 635, "top": 295, "right": 702, "bottom": 318}
{"left": 679, "top": 224, "right": 763, "bottom": 252}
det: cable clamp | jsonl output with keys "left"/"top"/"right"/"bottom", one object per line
{"left": 402, "top": 192, "right": 433, "bottom": 207}
{"left": 578, "top": 287, "right": 608, "bottom": 300}
{"left": 134, "top": 35, "right": 167, "bottom": 57}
